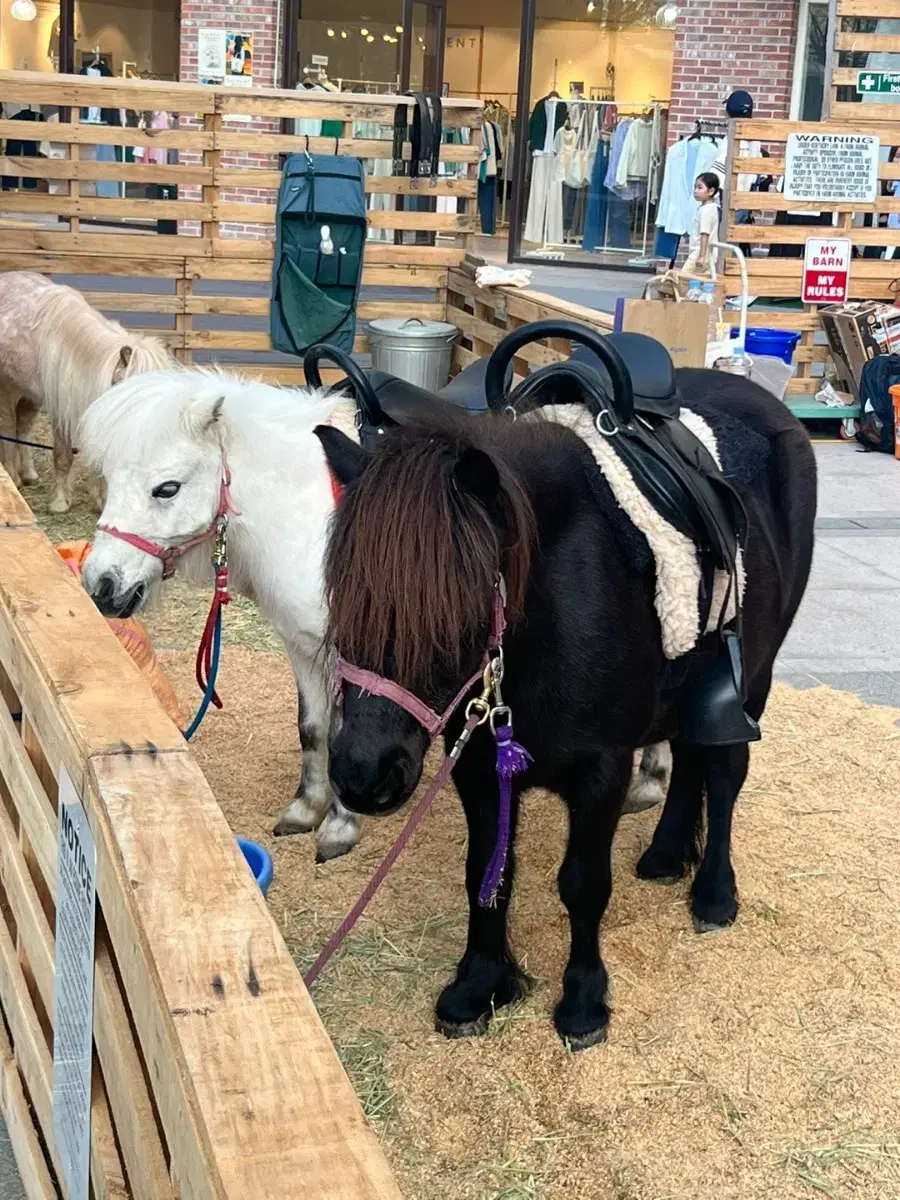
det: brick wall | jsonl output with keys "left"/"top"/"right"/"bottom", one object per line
{"left": 668, "top": 0, "right": 798, "bottom": 141}
{"left": 179, "top": 0, "right": 284, "bottom": 239}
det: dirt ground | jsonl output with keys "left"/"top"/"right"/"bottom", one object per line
{"left": 25, "top": 448, "right": 900, "bottom": 1200}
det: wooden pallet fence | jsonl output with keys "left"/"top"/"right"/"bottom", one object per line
{"left": 826, "top": 0, "right": 900, "bottom": 121}
{"left": 0, "top": 71, "right": 483, "bottom": 385}
{"left": 723, "top": 117, "right": 900, "bottom": 397}
{"left": 0, "top": 466, "right": 401, "bottom": 1199}
{"left": 446, "top": 262, "right": 614, "bottom": 381}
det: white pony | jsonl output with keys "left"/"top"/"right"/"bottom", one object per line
{"left": 0, "top": 271, "right": 173, "bottom": 511}
{"left": 79, "top": 367, "right": 363, "bottom": 859}
{"left": 78, "top": 366, "right": 671, "bottom": 862}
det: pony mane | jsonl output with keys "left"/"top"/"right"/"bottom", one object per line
{"left": 35, "top": 282, "right": 173, "bottom": 438}
{"left": 325, "top": 419, "right": 536, "bottom": 693}
{"left": 79, "top": 364, "right": 340, "bottom": 476}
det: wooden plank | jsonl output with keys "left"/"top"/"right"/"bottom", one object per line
{"left": 730, "top": 190, "right": 900, "bottom": 214}
{"left": 176, "top": 295, "right": 443, "bottom": 322}
{"left": 0, "top": 474, "right": 36, "bottom": 530}
{"left": 82, "top": 292, "right": 182, "bottom": 314}
{"left": 723, "top": 310, "right": 822, "bottom": 332}
{"left": 830, "top": 101, "right": 900, "bottom": 122}
{"left": 835, "top": 31, "right": 900, "bottom": 51}
{"left": 212, "top": 202, "right": 474, "bottom": 231}
{"left": 0, "top": 230, "right": 200, "bottom": 260}
{"left": 214, "top": 131, "right": 481, "bottom": 161}
{"left": 0, "top": 194, "right": 212, "bottom": 221}
{"left": 0, "top": 120, "right": 213, "bottom": 151}
{"left": 216, "top": 172, "right": 479, "bottom": 199}
{"left": 724, "top": 221, "right": 899, "bottom": 245}
{"left": 0, "top": 157, "right": 213, "bottom": 186}
{"left": 0, "top": 515, "right": 401, "bottom": 1200}
{"left": 734, "top": 117, "right": 900, "bottom": 140}
{"left": 0, "top": 1006, "right": 57, "bottom": 1200}
{"left": 0, "top": 77, "right": 216, "bottom": 114}
{"left": 733, "top": 154, "right": 900, "bottom": 180}
{"left": 214, "top": 93, "right": 481, "bottom": 127}
{"left": 837, "top": 0, "right": 900, "bottom": 11}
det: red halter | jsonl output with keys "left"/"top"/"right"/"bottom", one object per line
{"left": 97, "top": 452, "right": 240, "bottom": 581}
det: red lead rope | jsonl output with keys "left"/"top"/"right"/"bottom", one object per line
{"left": 195, "top": 559, "right": 233, "bottom": 708}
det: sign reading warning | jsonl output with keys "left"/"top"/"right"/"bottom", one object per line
{"left": 784, "top": 133, "right": 880, "bottom": 204}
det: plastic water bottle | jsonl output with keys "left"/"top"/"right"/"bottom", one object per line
{"left": 686, "top": 280, "right": 702, "bottom": 303}
{"left": 700, "top": 281, "right": 719, "bottom": 343}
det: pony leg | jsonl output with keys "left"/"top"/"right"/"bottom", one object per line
{"left": 554, "top": 749, "right": 632, "bottom": 1050}
{"left": 49, "top": 431, "right": 76, "bottom": 514}
{"left": 635, "top": 739, "right": 704, "bottom": 882}
{"left": 15, "top": 398, "right": 39, "bottom": 486}
{"left": 273, "top": 658, "right": 361, "bottom": 861}
{"left": 623, "top": 741, "right": 671, "bottom": 813}
{"left": 87, "top": 469, "right": 106, "bottom": 513}
{"left": 689, "top": 743, "right": 748, "bottom": 932}
{"left": 435, "top": 739, "right": 528, "bottom": 1038}
{"left": 0, "top": 382, "right": 22, "bottom": 489}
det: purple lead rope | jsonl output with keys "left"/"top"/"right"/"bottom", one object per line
{"left": 478, "top": 722, "right": 533, "bottom": 907}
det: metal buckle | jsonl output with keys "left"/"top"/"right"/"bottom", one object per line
{"left": 595, "top": 408, "right": 618, "bottom": 438}
{"left": 213, "top": 515, "right": 228, "bottom": 569}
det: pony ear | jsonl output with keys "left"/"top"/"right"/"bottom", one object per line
{"left": 182, "top": 394, "right": 226, "bottom": 440}
{"left": 453, "top": 446, "right": 501, "bottom": 509}
{"left": 112, "top": 345, "right": 133, "bottom": 383}
{"left": 314, "top": 425, "right": 368, "bottom": 486}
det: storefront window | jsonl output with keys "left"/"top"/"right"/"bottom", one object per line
{"left": 1, "top": 1, "right": 61, "bottom": 72}
{"left": 791, "top": 0, "right": 828, "bottom": 120}
{"left": 296, "top": 0, "right": 405, "bottom": 92}
{"left": 515, "top": 0, "right": 674, "bottom": 265}
{"left": 74, "top": 0, "right": 179, "bottom": 80}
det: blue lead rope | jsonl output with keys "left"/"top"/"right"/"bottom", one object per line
{"left": 183, "top": 605, "right": 223, "bottom": 741}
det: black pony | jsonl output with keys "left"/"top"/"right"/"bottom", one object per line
{"left": 316, "top": 368, "right": 816, "bottom": 1049}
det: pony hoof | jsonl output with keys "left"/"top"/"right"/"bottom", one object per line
{"left": 21, "top": 472, "right": 38, "bottom": 487}
{"left": 314, "top": 839, "right": 357, "bottom": 864}
{"left": 635, "top": 846, "right": 687, "bottom": 883}
{"left": 435, "top": 1013, "right": 490, "bottom": 1040}
{"left": 48, "top": 496, "right": 71, "bottom": 515}
{"left": 561, "top": 1025, "right": 609, "bottom": 1052}
{"left": 272, "top": 819, "right": 315, "bottom": 838}
{"left": 692, "top": 917, "right": 734, "bottom": 935}
{"left": 622, "top": 779, "right": 666, "bottom": 814}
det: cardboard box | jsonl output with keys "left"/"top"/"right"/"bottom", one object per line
{"left": 614, "top": 297, "right": 708, "bottom": 369}
{"left": 819, "top": 303, "right": 900, "bottom": 401}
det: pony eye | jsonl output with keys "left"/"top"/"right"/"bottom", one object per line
{"left": 152, "top": 481, "right": 181, "bottom": 500}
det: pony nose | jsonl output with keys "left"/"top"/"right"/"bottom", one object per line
{"left": 329, "top": 745, "right": 409, "bottom": 815}
{"left": 90, "top": 573, "right": 119, "bottom": 616}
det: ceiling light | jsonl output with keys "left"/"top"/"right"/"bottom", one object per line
{"left": 655, "top": 2, "right": 679, "bottom": 28}
{"left": 360, "top": 27, "right": 369, "bottom": 35}
{"left": 366, "top": 34, "right": 375, "bottom": 42}
{"left": 395, "top": 25, "right": 403, "bottom": 32}
{"left": 10, "top": 0, "right": 37, "bottom": 19}
{"left": 586, "top": 1, "right": 595, "bottom": 11}
{"left": 340, "top": 30, "right": 348, "bottom": 38}
{"left": 326, "top": 27, "right": 335, "bottom": 36}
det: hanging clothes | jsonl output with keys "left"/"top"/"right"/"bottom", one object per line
{"left": 581, "top": 137, "right": 610, "bottom": 252}
{"left": 655, "top": 135, "right": 724, "bottom": 236}
{"left": 524, "top": 99, "right": 564, "bottom": 245}
{"left": 529, "top": 96, "right": 567, "bottom": 152}
{"left": 478, "top": 123, "right": 501, "bottom": 235}
{"left": 615, "top": 117, "right": 653, "bottom": 187}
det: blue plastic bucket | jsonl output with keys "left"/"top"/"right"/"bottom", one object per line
{"left": 237, "top": 838, "right": 274, "bottom": 897}
{"left": 731, "top": 327, "right": 801, "bottom": 365}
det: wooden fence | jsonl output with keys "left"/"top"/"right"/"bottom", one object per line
{"left": 0, "top": 468, "right": 400, "bottom": 1197}
{"left": 826, "top": 0, "right": 900, "bottom": 121}
{"left": 0, "top": 71, "right": 482, "bottom": 385}
{"left": 723, "top": 117, "right": 900, "bottom": 403}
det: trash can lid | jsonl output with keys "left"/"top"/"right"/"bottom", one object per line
{"left": 369, "top": 316, "right": 458, "bottom": 339}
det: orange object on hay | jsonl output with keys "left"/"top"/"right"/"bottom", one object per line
{"left": 56, "top": 541, "right": 186, "bottom": 730}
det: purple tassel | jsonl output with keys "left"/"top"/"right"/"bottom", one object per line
{"left": 478, "top": 723, "right": 532, "bottom": 907}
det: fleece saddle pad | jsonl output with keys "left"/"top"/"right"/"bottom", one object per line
{"left": 540, "top": 404, "right": 753, "bottom": 660}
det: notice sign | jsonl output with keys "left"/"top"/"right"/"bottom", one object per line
{"left": 784, "top": 133, "right": 880, "bottom": 204}
{"left": 802, "top": 238, "right": 852, "bottom": 306}
{"left": 857, "top": 71, "right": 900, "bottom": 96}
{"left": 52, "top": 767, "right": 97, "bottom": 1200}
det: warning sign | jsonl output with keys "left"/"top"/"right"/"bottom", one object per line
{"left": 784, "top": 133, "right": 880, "bottom": 204}
{"left": 802, "top": 237, "right": 852, "bottom": 306}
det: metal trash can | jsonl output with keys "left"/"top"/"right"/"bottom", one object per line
{"left": 368, "top": 316, "right": 458, "bottom": 392}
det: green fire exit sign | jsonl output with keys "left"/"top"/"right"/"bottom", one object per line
{"left": 857, "top": 71, "right": 900, "bottom": 95}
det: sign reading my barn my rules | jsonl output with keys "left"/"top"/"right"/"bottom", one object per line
{"left": 802, "top": 238, "right": 852, "bottom": 306}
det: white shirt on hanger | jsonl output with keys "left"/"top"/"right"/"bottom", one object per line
{"left": 655, "top": 136, "right": 725, "bottom": 237}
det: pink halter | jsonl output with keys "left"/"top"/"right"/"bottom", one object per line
{"left": 333, "top": 584, "right": 508, "bottom": 737}
{"left": 98, "top": 452, "right": 240, "bottom": 580}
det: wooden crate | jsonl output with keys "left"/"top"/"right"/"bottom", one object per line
{"left": 0, "top": 70, "right": 482, "bottom": 386}
{"left": 723, "top": 117, "right": 900, "bottom": 400}
{"left": 447, "top": 262, "right": 614, "bottom": 383}
{"left": 826, "top": 0, "right": 900, "bottom": 121}
{"left": 0, "top": 468, "right": 401, "bottom": 1198}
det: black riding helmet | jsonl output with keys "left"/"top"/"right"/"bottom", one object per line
{"left": 725, "top": 90, "right": 753, "bottom": 119}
